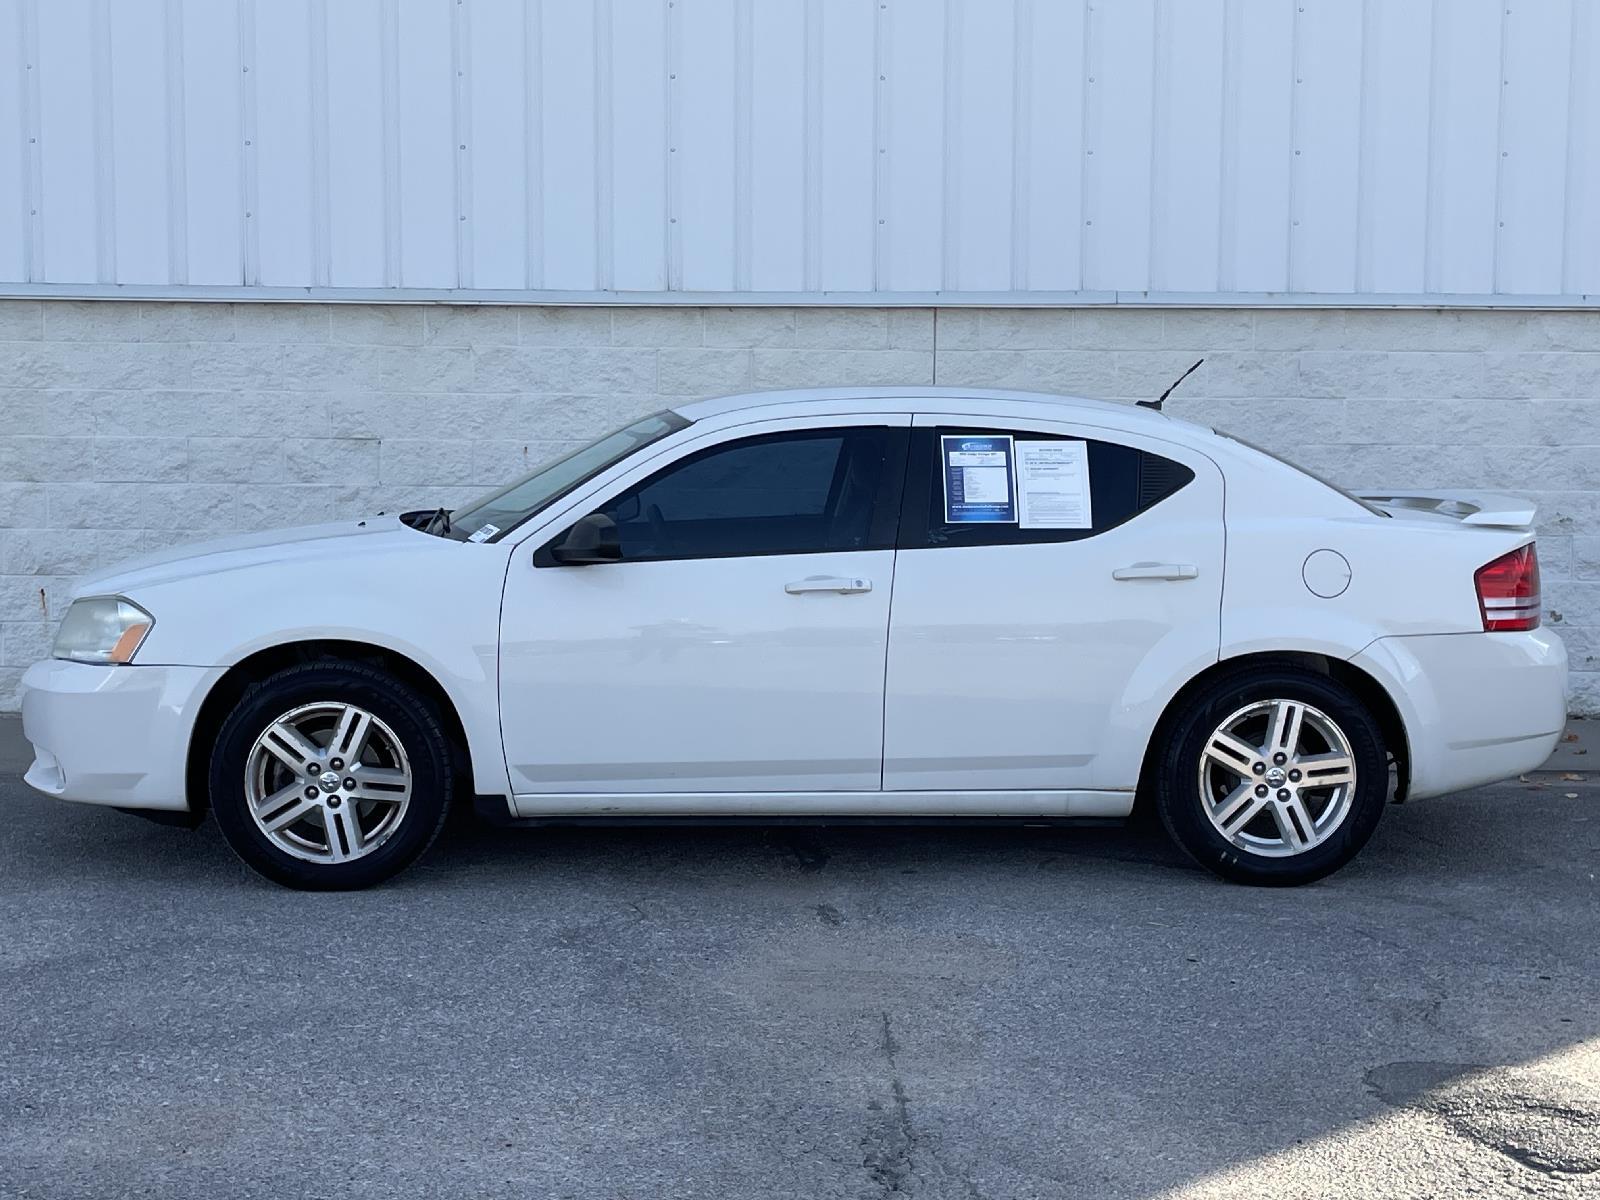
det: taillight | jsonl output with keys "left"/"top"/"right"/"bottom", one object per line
{"left": 1475, "top": 544, "right": 1541, "bottom": 632}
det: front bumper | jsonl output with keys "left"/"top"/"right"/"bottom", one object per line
{"left": 1352, "top": 628, "right": 1568, "bottom": 801}
{"left": 19, "top": 659, "right": 224, "bottom": 811}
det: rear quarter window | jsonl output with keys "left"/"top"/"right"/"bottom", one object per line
{"left": 903, "top": 427, "right": 1196, "bottom": 549}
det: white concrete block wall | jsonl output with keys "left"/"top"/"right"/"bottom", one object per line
{"left": 1, "top": 301, "right": 1596, "bottom": 713}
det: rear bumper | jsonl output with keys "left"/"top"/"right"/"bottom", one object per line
{"left": 19, "top": 659, "right": 223, "bottom": 812}
{"left": 1352, "top": 629, "right": 1568, "bottom": 801}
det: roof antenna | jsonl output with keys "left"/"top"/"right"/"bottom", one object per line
{"left": 1138, "top": 357, "right": 1204, "bottom": 411}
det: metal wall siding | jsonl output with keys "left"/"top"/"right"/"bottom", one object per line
{"left": 1, "top": 0, "right": 1594, "bottom": 304}
{"left": 0, "top": 0, "right": 29, "bottom": 284}
{"left": 1568, "top": 0, "right": 1600, "bottom": 294}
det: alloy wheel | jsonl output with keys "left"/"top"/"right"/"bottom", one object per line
{"left": 243, "top": 702, "right": 413, "bottom": 864}
{"left": 1196, "top": 698, "right": 1358, "bottom": 858}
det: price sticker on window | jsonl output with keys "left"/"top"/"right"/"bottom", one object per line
{"left": 941, "top": 435, "right": 1017, "bottom": 524}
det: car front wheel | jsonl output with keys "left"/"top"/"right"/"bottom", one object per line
{"left": 209, "top": 661, "right": 454, "bottom": 890}
{"left": 1153, "top": 666, "right": 1389, "bottom": 885}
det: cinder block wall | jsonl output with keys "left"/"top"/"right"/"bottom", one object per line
{"left": 1, "top": 301, "right": 1596, "bottom": 712}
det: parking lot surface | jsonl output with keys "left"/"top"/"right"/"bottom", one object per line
{"left": 1, "top": 721, "right": 1597, "bottom": 1199}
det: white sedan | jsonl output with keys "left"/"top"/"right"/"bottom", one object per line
{"left": 19, "top": 388, "right": 1567, "bottom": 889}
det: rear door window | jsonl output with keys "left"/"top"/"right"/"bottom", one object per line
{"left": 900, "top": 426, "right": 1195, "bottom": 549}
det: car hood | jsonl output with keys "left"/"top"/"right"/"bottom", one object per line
{"left": 72, "top": 516, "right": 444, "bottom": 597}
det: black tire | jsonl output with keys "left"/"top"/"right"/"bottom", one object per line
{"left": 1152, "top": 666, "right": 1388, "bottom": 886}
{"left": 209, "top": 661, "right": 454, "bottom": 890}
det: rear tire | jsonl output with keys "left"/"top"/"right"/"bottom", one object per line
{"left": 1153, "top": 666, "right": 1388, "bottom": 885}
{"left": 209, "top": 661, "right": 453, "bottom": 890}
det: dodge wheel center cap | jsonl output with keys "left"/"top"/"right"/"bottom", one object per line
{"left": 318, "top": 770, "right": 342, "bottom": 794}
{"left": 1265, "top": 766, "right": 1288, "bottom": 787}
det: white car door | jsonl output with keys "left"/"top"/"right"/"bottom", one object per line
{"left": 499, "top": 414, "right": 910, "bottom": 796}
{"left": 882, "top": 415, "right": 1224, "bottom": 794}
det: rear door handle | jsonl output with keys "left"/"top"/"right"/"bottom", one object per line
{"left": 785, "top": 575, "right": 873, "bottom": 595}
{"left": 1112, "top": 562, "right": 1199, "bottom": 581}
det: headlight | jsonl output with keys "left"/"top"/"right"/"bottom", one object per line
{"left": 52, "top": 597, "right": 155, "bottom": 665}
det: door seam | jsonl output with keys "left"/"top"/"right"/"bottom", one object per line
{"left": 878, "top": 423, "right": 917, "bottom": 790}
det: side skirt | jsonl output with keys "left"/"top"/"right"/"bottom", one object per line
{"left": 500, "top": 789, "right": 1135, "bottom": 821}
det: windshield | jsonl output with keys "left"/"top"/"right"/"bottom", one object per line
{"left": 443, "top": 410, "right": 689, "bottom": 542}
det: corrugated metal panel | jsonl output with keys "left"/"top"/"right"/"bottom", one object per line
{"left": 1, "top": 0, "right": 1595, "bottom": 304}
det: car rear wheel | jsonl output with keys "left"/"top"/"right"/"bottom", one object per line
{"left": 209, "top": 661, "right": 453, "bottom": 890}
{"left": 1153, "top": 667, "right": 1388, "bottom": 885}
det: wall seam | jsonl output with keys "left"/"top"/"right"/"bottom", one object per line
{"left": 452, "top": 0, "right": 475, "bottom": 289}
{"left": 591, "top": 0, "right": 611, "bottom": 292}
{"left": 523, "top": 0, "right": 543, "bottom": 290}
{"left": 800, "top": 0, "right": 825, "bottom": 294}
{"left": 1491, "top": 0, "right": 1511, "bottom": 293}
{"left": 309, "top": 0, "right": 331, "bottom": 288}
{"left": 1559, "top": 0, "right": 1584, "bottom": 294}
{"left": 1216, "top": 0, "right": 1239, "bottom": 293}
{"left": 872, "top": 0, "right": 890, "bottom": 292}
{"left": 1009, "top": 0, "right": 1032, "bottom": 292}
{"left": 238, "top": 0, "right": 260, "bottom": 286}
{"left": 1077, "top": 0, "right": 1095, "bottom": 290}
{"left": 91, "top": 0, "right": 116, "bottom": 283}
{"left": 1422, "top": 0, "right": 1442, "bottom": 292}
{"left": 941, "top": 0, "right": 961, "bottom": 291}
{"left": 1285, "top": 0, "right": 1304, "bottom": 293}
{"left": 379, "top": 0, "right": 401, "bottom": 287}
{"left": 1147, "top": 0, "right": 1167, "bottom": 293}
{"left": 1353, "top": 0, "right": 1374, "bottom": 293}
{"left": 19, "top": 0, "right": 44, "bottom": 282}
{"left": 163, "top": 0, "right": 189, "bottom": 284}
{"left": 734, "top": 0, "right": 754, "bottom": 292}
{"left": 664, "top": 0, "right": 683, "bottom": 290}
{"left": 801, "top": 0, "right": 822, "bottom": 292}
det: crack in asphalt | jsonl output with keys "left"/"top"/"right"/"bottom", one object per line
{"left": 1366, "top": 1061, "right": 1600, "bottom": 1177}
{"left": 862, "top": 1012, "right": 918, "bottom": 1196}
{"left": 860, "top": 1012, "right": 984, "bottom": 1200}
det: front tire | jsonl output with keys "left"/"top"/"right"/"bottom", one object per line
{"left": 1153, "top": 666, "right": 1388, "bottom": 885}
{"left": 209, "top": 661, "right": 454, "bottom": 890}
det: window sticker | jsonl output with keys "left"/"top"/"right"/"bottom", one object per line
{"left": 467, "top": 523, "right": 501, "bottom": 543}
{"left": 1016, "top": 440, "right": 1093, "bottom": 529}
{"left": 941, "top": 434, "right": 1017, "bottom": 524}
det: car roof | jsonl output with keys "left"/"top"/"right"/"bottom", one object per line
{"left": 670, "top": 386, "right": 1203, "bottom": 437}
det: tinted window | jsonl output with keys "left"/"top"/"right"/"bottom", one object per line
{"left": 902, "top": 427, "right": 1194, "bottom": 549}
{"left": 585, "top": 427, "right": 903, "bottom": 561}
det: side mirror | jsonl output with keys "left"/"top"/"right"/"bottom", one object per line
{"left": 551, "top": 512, "right": 621, "bottom": 565}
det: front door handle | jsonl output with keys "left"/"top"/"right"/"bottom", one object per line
{"left": 785, "top": 575, "right": 873, "bottom": 595}
{"left": 1112, "top": 562, "right": 1199, "bottom": 581}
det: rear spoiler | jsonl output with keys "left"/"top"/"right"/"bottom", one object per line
{"left": 1353, "top": 490, "right": 1538, "bottom": 529}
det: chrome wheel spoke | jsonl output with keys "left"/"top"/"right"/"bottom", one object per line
{"left": 260, "top": 794, "right": 322, "bottom": 834}
{"left": 1265, "top": 700, "right": 1305, "bottom": 760}
{"left": 1296, "top": 752, "right": 1355, "bottom": 789}
{"left": 326, "top": 804, "right": 366, "bottom": 862}
{"left": 254, "top": 781, "right": 313, "bottom": 826}
{"left": 328, "top": 705, "right": 374, "bottom": 763}
{"left": 1204, "top": 731, "right": 1262, "bottom": 778}
{"left": 1281, "top": 795, "right": 1317, "bottom": 848}
{"left": 1214, "top": 784, "right": 1268, "bottom": 837}
{"left": 349, "top": 766, "right": 409, "bottom": 805}
{"left": 1267, "top": 803, "right": 1305, "bottom": 851}
{"left": 261, "top": 721, "right": 324, "bottom": 772}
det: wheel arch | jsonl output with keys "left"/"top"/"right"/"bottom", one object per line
{"left": 184, "top": 639, "right": 476, "bottom": 817}
{"left": 1136, "top": 650, "right": 1410, "bottom": 810}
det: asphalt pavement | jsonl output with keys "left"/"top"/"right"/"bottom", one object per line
{"left": 1, "top": 715, "right": 1597, "bottom": 1200}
